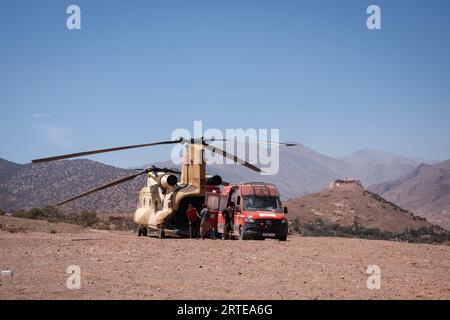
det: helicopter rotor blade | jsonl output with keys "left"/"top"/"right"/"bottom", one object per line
{"left": 133, "top": 166, "right": 181, "bottom": 174}
{"left": 203, "top": 142, "right": 261, "bottom": 173}
{"left": 164, "top": 168, "right": 181, "bottom": 175}
{"left": 32, "top": 138, "right": 184, "bottom": 163}
{"left": 149, "top": 165, "right": 181, "bottom": 174}
{"left": 206, "top": 138, "right": 297, "bottom": 147}
{"left": 135, "top": 165, "right": 181, "bottom": 174}
{"left": 55, "top": 170, "right": 148, "bottom": 206}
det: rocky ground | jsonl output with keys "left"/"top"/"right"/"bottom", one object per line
{"left": 0, "top": 217, "right": 449, "bottom": 300}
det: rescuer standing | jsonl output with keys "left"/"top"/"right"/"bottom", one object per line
{"left": 186, "top": 203, "right": 200, "bottom": 239}
{"left": 222, "top": 202, "right": 235, "bottom": 240}
{"left": 200, "top": 204, "right": 212, "bottom": 240}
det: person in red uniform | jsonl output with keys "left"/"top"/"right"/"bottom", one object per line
{"left": 186, "top": 203, "right": 200, "bottom": 239}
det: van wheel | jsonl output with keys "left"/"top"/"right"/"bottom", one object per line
{"left": 142, "top": 227, "right": 148, "bottom": 237}
{"left": 138, "top": 226, "right": 143, "bottom": 237}
{"left": 158, "top": 227, "right": 165, "bottom": 239}
{"left": 278, "top": 235, "right": 287, "bottom": 241}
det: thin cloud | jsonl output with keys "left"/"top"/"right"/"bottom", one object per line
{"left": 39, "top": 125, "right": 72, "bottom": 149}
{"left": 32, "top": 113, "right": 51, "bottom": 119}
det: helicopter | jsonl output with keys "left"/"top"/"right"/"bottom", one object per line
{"left": 32, "top": 137, "right": 296, "bottom": 238}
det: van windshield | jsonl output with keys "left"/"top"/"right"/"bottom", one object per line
{"left": 243, "top": 196, "right": 282, "bottom": 212}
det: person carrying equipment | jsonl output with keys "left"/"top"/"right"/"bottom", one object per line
{"left": 199, "top": 204, "right": 212, "bottom": 240}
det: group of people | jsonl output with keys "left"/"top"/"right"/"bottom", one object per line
{"left": 185, "top": 203, "right": 210, "bottom": 239}
{"left": 185, "top": 202, "right": 235, "bottom": 240}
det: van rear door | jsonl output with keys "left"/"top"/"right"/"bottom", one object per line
{"left": 217, "top": 195, "right": 228, "bottom": 234}
{"left": 205, "top": 192, "right": 220, "bottom": 230}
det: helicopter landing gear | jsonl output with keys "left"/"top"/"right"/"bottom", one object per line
{"left": 138, "top": 226, "right": 148, "bottom": 237}
{"left": 158, "top": 225, "right": 165, "bottom": 239}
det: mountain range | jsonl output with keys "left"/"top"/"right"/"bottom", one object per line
{"left": 156, "top": 144, "right": 425, "bottom": 199}
{"left": 0, "top": 144, "right": 448, "bottom": 231}
{"left": 0, "top": 158, "right": 145, "bottom": 213}
{"left": 370, "top": 160, "right": 450, "bottom": 229}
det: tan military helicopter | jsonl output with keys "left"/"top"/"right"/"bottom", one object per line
{"left": 32, "top": 137, "right": 295, "bottom": 237}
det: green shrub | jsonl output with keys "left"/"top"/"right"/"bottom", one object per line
{"left": 291, "top": 218, "right": 300, "bottom": 232}
{"left": 293, "top": 219, "right": 450, "bottom": 244}
{"left": 80, "top": 211, "right": 98, "bottom": 227}
{"left": 12, "top": 206, "right": 65, "bottom": 222}
{"left": 95, "top": 222, "right": 111, "bottom": 230}
{"left": 11, "top": 209, "right": 27, "bottom": 218}
{"left": 7, "top": 226, "right": 26, "bottom": 233}
{"left": 8, "top": 206, "right": 109, "bottom": 229}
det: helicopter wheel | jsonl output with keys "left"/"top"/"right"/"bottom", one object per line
{"left": 158, "top": 226, "right": 165, "bottom": 239}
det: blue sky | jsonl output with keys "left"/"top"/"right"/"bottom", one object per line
{"left": 1, "top": 0, "right": 450, "bottom": 167}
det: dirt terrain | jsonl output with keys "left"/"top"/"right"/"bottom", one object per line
{"left": 0, "top": 217, "right": 449, "bottom": 300}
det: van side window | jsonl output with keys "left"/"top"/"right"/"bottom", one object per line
{"left": 237, "top": 196, "right": 241, "bottom": 206}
